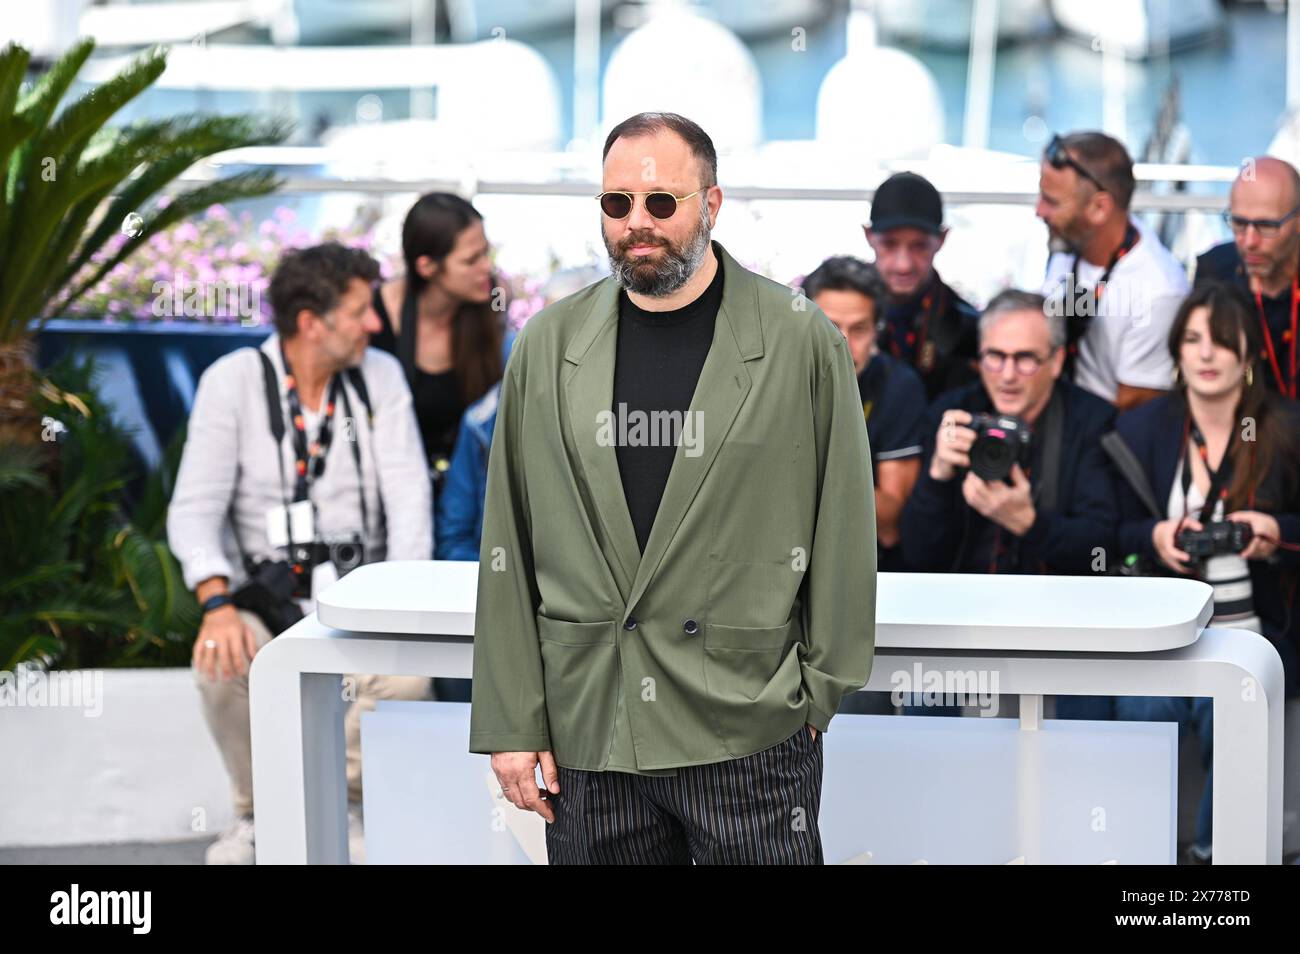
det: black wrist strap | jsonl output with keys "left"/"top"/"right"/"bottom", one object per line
{"left": 202, "top": 593, "right": 235, "bottom": 615}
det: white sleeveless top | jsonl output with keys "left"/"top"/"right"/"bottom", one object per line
{"left": 1167, "top": 455, "right": 1261, "bottom": 633}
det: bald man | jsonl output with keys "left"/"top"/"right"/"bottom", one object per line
{"left": 1195, "top": 156, "right": 1300, "bottom": 398}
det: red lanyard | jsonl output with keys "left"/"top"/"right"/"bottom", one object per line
{"left": 1071, "top": 222, "right": 1139, "bottom": 305}
{"left": 890, "top": 281, "right": 945, "bottom": 373}
{"left": 1179, "top": 414, "right": 1255, "bottom": 520}
{"left": 1065, "top": 223, "right": 1139, "bottom": 362}
{"left": 1252, "top": 277, "right": 1299, "bottom": 399}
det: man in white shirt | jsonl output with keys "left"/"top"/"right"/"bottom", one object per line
{"left": 1037, "top": 131, "right": 1190, "bottom": 410}
{"left": 167, "top": 242, "right": 434, "bottom": 864}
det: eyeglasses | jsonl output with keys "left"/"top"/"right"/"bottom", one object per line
{"left": 1044, "top": 134, "right": 1108, "bottom": 194}
{"left": 979, "top": 348, "right": 1054, "bottom": 376}
{"left": 597, "top": 189, "right": 704, "bottom": 220}
{"left": 1223, "top": 205, "right": 1300, "bottom": 238}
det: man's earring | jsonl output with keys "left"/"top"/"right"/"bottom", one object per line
{"left": 1245, "top": 364, "right": 1254, "bottom": 388}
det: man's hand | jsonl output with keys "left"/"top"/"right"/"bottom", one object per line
{"left": 192, "top": 605, "right": 258, "bottom": 681}
{"left": 492, "top": 751, "right": 560, "bottom": 823}
{"left": 930, "top": 409, "right": 975, "bottom": 482}
{"left": 962, "top": 464, "right": 1036, "bottom": 535}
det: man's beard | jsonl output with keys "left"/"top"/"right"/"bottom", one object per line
{"left": 603, "top": 201, "right": 711, "bottom": 297}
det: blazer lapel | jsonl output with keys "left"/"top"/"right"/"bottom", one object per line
{"left": 564, "top": 280, "right": 643, "bottom": 602}
{"left": 625, "top": 243, "right": 765, "bottom": 615}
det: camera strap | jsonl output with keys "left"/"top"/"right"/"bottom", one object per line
{"left": 1031, "top": 389, "right": 1065, "bottom": 513}
{"left": 1181, "top": 416, "right": 1236, "bottom": 524}
{"left": 1063, "top": 222, "right": 1139, "bottom": 378}
{"left": 1100, "top": 430, "right": 1163, "bottom": 519}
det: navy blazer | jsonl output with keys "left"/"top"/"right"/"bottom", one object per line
{"left": 1113, "top": 393, "right": 1300, "bottom": 662}
{"left": 902, "top": 378, "right": 1118, "bottom": 574}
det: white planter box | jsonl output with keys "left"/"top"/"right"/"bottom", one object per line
{"left": 0, "top": 668, "right": 232, "bottom": 847}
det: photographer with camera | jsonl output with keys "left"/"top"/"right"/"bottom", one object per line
{"left": 900, "top": 290, "right": 1118, "bottom": 716}
{"left": 903, "top": 289, "right": 1118, "bottom": 575}
{"left": 1108, "top": 280, "right": 1300, "bottom": 862}
{"left": 167, "top": 243, "right": 435, "bottom": 864}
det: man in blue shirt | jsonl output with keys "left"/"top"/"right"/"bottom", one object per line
{"left": 804, "top": 257, "right": 926, "bottom": 717}
{"left": 803, "top": 256, "right": 927, "bottom": 572}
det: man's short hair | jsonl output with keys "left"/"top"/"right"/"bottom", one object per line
{"left": 269, "top": 242, "right": 380, "bottom": 339}
{"left": 602, "top": 112, "right": 718, "bottom": 188}
{"left": 979, "top": 288, "right": 1064, "bottom": 350}
{"left": 1060, "top": 131, "right": 1136, "bottom": 210}
{"left": 801, "top": 256, "right": 887, "bottom": 317}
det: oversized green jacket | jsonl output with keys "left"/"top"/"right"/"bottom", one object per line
{"left": 468, "top": 243, "right": 876, "bottom": 773}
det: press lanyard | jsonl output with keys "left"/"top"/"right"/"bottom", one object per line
{"left": 275, "top": 347, "right": 370, "bottom": 580}
{"left": 1180, "top": 415, "right": 1254, "bottom": 521}
{"left": 888, "top": 279, "right": 946, "bottom": 373}
{"left": 1070, "top": 222, "right": 1139, "bottom": 305}
{"left": 1252, "top": 277, "right": 1299, "bottom": 399}
{"left": 280, "top": 343, "right": 343, "bottom": 502}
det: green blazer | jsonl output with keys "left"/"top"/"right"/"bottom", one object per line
{"left": 468, "top": 243, "right": 877, "bottom": 772}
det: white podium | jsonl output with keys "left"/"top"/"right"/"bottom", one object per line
{"left": 249, "top": 561, "right": 1285, "bottom": 864}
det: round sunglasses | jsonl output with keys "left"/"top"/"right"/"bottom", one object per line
{"left": 597, "top": 189, "right": 705, "bottom": 220}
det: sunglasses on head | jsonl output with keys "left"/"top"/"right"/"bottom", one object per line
{"left": 597, "top": 189, "right": 705, "bottom": 220}
{"left": 1044, "top": 134, "right": 1108, "bottom": 194}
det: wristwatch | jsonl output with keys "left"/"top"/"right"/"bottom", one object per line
{"left": 201, "top": 593, "right": 235, "bottom": 615}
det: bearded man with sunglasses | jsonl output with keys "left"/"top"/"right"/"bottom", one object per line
{"left": 1037, "top": 131, "right": 1189, "bottom": 411}
{"left": 468, "top": 111, "right": 876, "bottom": 864}
{"left": 1194, "top": 156, "right": 1300, "bottom": 399}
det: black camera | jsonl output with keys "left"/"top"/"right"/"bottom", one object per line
{"left": 968, "top": 412, "right": 1032, "bottom": 482}
{"left": 232, "top": 559, "right": 305, "bottom": 635}
{"left": 1175, "top": 520, "right": 1253, "bottom": 560}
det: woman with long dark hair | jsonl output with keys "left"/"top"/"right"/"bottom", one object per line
{"left": 371, "top": 193, "right": 508, "bottom": 504}
{"left": 1112, "top": 280, "right": 1300, "bottom": 862}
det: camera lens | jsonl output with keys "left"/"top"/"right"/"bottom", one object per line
{"left": 971, "top": 435, "right": 1012, "bottom": 482}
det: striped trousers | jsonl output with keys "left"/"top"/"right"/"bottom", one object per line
{"left": 545, "top": 725, "right": 824, "bottom": 864}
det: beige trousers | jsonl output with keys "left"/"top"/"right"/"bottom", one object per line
{"left": 193, "top": 609, "right": 432, "bottom": 818}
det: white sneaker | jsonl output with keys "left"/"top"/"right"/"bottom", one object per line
{"left": 348, "top": 805, "right": 365, "bottom": 864}
{"left": 205, "top": 814, "right": 255, "bottom": 865}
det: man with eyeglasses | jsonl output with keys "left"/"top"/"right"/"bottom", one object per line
{"left": 864, "top": 171, "right": 981, "bottom": 401}
{"left": 1194, "top": 156, "right": 1300, "bottom": 398}
{"left": 1038, "top": 132, "right": 1189, "bottom": 410}
{"left": 469, "top": 112, "right": 876, "bottom": 864}
{"left": 901, "top": 290, "right": 1117, "bottom": 579}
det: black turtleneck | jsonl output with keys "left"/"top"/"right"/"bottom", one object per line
{"left": 612, "top": 248, "right": 725, "bottom": 553}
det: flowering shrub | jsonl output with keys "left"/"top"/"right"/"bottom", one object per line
{"left": 66, "top": 198, "right": 549, "bottom": 328}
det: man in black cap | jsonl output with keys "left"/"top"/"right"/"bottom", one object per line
{"left": 1194, "top": 156, "right": 1300, "bottom": 399}
{"left": 865, "top": 171, "right": 980, "bottom": 401}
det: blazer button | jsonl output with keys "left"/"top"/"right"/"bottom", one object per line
{"left": 623, "top": 617, "right": 638, "bottom": 631}
{"left": 683, "top": 618, "right": 699, "bottom": 635}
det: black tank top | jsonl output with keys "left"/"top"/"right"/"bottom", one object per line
{"left": 370, "top": 286, "right": 465, "bottom": 469}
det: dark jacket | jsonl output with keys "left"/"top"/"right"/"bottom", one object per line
{"left": 1113, "top": 393, "right": 1300, "bottom": 676}
{"left": 902, "top": 378, "right": 1118, "bottom": 574}
{"left": 879, "top": 273, "right": 980, "bottom": 401}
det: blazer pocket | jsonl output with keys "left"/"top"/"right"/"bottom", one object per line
{"left": 536, "top": 614, "right": 619, "bottom": 768}
{"left": 703, "top": 615, "right": 803, "bottom": 755}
